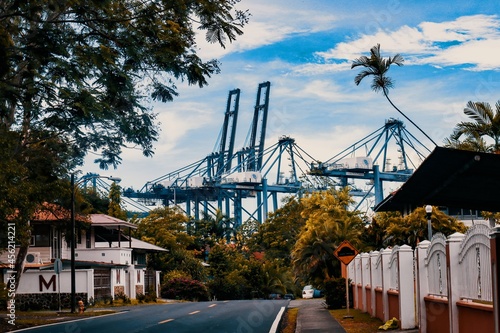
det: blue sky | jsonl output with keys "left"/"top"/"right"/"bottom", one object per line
{"left": 83, "top": 0, "right": 500, "bottom": 195}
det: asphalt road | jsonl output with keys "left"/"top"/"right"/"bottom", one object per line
{"left": 14, "top": 300, "right": 289, "bottom": 333}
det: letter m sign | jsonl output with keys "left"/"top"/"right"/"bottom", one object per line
{"left": 39, "top": 275, "right": 56, "bottom": 292}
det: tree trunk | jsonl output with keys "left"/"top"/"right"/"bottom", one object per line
{"left": 13, "top": 220, "right": 31, "bottom": 290}
{"left": 383, "top": 91, "right": 438, "bottom": 147}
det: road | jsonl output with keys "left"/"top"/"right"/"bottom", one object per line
{"left": 15, "top": 300, "right": 289, "bottom": 333}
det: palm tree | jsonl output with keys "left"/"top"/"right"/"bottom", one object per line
{"left": 444, "top": 100, "right": 500, "bottom": 153}
{"left": 352, "top": 44, "right": 437, "bottom": 146}
{"left": 291, "top": 188, "right": 364, "bottom": 286}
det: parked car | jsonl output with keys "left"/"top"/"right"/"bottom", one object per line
{"left": 283, "top": 294, "right": 295, "bottom": 300}
{"left": 268, "top": 293, "right": 282, "bottom": 299}
{"left": 302, "top": 285, "right": 323, "bottom": 299}
{"left": 302, "top": 285, "right": 314, "bottom": 299}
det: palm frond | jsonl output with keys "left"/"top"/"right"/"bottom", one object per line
{"left": 351, "top": 55, "right": 370, "bottom": 69}
{"left": 388, "top": 54, "right": 404, "bottom": 66}
{"left": 464, "top": 101, "right": 492, "bottom": 125}
{"left": 354, "top": 68, "right": 376, "bottom": 86}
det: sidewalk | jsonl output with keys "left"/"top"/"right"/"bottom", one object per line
{"left": 293, "top": 299, "right": 346, "bottom": 333}
{"left": 291, "top": 299, "right": 419, "bottom": 333}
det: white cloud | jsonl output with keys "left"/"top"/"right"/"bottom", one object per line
{"left": 194, "top": 1, "right": 339, "bottom": 59}
{"left": 315, "top": 14, "right": 500, "bottom": 70}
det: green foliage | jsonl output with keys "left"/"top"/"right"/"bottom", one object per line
{"left": 445, "top": 101, "right": 500, "bottom": 153}
{"left": 205, "top": 239, "right": 297, "bottom": 300}
{"left": 114, "top": 291, "right": 131, "bottom": 304}
{"left": 324, "top": 277, "right": 349, "bottom": 309}
{"left": 161, "top": 277, "right": 209, "bottom": 301}
{"left": 134, "top": 206, "right": 193, "bottom": 250}
{"left": 367, "top": 207, "right": 467, "bottom": 249}
{"left": 136, "top": 290, "right": 157, "bottom": 303}
{"left": 0, "top": 128, "right": 74, "bottom": 288}
{"left": 1, "top": 0, "right": 248, "bottom": 291}
{"left": 159, "top": 249, "right": 207, "bottom": 282}
{"left": 192, "top": 210, "right": 235, "bottom": 247}
{"left": 0, "top": 0, "right": 249, "bottom": 168}
{"left": 107, "top": 182, "right": 127, "bottom": 220}
{"left": 80, "top": 188, "right": 110, "bottom": 214}
{"left": 248, "top": 197, "right": 306, "bottom": 266}
{"left": 292, "top": 188, "right": 365, "bottom": 287}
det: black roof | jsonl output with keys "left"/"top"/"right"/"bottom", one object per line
{"left": 374, "top": 147, "right": 500, "bottom": 213}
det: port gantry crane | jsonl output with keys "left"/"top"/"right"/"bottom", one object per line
{"left": 123, "top": 82, "right": 314, "bottom": 226}
{"left": 309, "top": 118, "right": 432, "bottom": 211}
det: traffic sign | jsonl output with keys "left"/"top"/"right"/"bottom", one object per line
{"left": 333, "top": 240, "right": 359, "bottom": 265}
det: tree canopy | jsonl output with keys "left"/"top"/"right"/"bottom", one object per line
{"left": 445, "top": 100, "right": 500, "bottom": 152}
{"left": 292, "top": 188, "right": 365, "bottom": 287}
{"left": 1, "top": 0, "right": 249, "bottom": 289}
{"left": 0, "top": 0, "right": 249, "bottom": 168}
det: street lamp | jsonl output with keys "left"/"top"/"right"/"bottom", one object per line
{"left": 425, "top": 205, "right": 433, "bottom": 241}
{"left": 70, "top": 173, "right": 121, "bottom": 313}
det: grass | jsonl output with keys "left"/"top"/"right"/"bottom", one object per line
{"left": 280, "top": 307, "right": 298, "bottom": 333}
{"left": 330, "top": 308, "right": 384, "bottom": 333}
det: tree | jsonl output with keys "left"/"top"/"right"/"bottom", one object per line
{"left": 107, "top": 182, "right": 127, "bottom": 220}
{"left": 0, "top": 128, "right": 73, "bottom": 288}
{"left": 1, "top": 0, "right": 248, "bottom": 289}
{"left": 1, "top": 0, "right": 249, "bottom": 167}
{"left": 291, "top": 188, "right": 365, "bottom": 288}
{"left": 248, "top": 196, "right": 306, "bottom": 266}
{"left": 194, "top": 210, "right": 235, "bottom": 246}
{"left": 134, "top": 206, "right": 193, "bottom": 249}
{"left": 370, "top": 207, "right": 467, "bottom": 249}
{"left": 352, "top": 44, "right": 437, "bottom": 146}
{"left": 444, "top": 101, "right": 500, "bottom": 153}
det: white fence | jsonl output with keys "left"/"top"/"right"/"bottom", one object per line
{"left": 348, "top": 222, "right": 497, "bottom": 333}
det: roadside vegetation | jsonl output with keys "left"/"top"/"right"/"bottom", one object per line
{"left": 330, "top": 309, "right": 384, "bottom": 333}
{"left": 3, "top": 7, "right": 499, "bottom": 327}
{"left": 127, "top": 186, "right": 466, "bottom": 304}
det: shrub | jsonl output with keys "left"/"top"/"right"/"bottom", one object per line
{"left": 114, "top": 291, "right": 131, "bottom": 304}
{"left": 161, "top": 277, "right": 209, "bottom": 301}
{"left": 324, "top": 277, "right": 352, "bottom": 309}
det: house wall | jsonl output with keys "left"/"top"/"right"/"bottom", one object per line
{"left": 4, "top": 269, "right": 93, "bottom": 310}
{"left": 76, "top": 248, "right": 132, "bottom": 265}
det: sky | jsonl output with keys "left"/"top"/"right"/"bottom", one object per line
{"left": 82, "top": 0, "right": 500, "bottom": 199}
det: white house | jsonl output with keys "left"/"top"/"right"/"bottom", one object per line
{"left": 1, "top": 210, "right": 166, "bottom": 310}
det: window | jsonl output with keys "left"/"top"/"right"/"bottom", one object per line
{"left": 33, "top": 224, "right": 50, "bottom": 247}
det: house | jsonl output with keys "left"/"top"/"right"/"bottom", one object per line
{"left": 0, "top": 210, "right": 166, "bottom": 310}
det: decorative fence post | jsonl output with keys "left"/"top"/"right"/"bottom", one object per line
{"left": 490, "top": 227, "right": 500, "bottom": 333}
{"left": 446, "top": 232, "right": 465, "bottom": 333}
{"left": 416, "top": 240, "right": 430, "bottom": 333}
{"left": 361, "top": 253, "right": 370, "bottom": 312}
{"left": 369, "top": 251, "right": 379, "bottom": 317}
{"left": 381, "top": 247, "right": 392, "bottom": 322}
{"left": 398, "top": 245, "right": 416, "bottom": 329}
{"left": 351, "top": 255, "right": 361, "bottom": 309}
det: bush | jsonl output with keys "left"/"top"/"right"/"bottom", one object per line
{"left": 136, "top": 288, "right": 157, "bottom": 303}
{"left": 114, "top": 291, "right": 131, "bottom": 304}
{"left": 324, "top": 277, "right": 352, "bottom": 309}
{"left": 161, "top": 277, "right": 209, "bottom": 301}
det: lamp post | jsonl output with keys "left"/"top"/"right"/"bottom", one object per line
{"left": 70, "top": 173, "right": 121, "bottom": 313}
{"left": 425, "top": 205, "right": 433, "bottom": 241}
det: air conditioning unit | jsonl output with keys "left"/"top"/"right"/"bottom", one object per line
{"left": 26, "top": 252, "right": 40, "bottom": 264}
